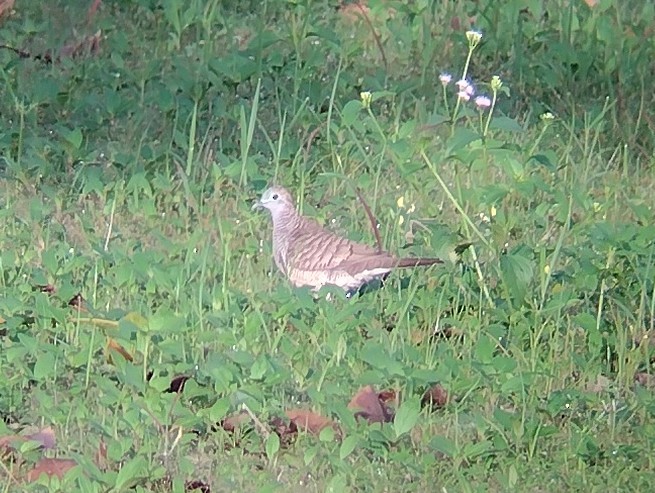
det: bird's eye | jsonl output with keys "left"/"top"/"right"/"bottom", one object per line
{"left": 272, "top": 194, "right": 279, "bottom": 200}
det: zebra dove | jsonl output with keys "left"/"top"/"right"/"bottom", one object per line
{"left": 253, "top": 186, "right": 443, "bottom": 293}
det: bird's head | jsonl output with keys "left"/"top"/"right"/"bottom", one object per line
{"left": 252, "top": 186, "right": 295, "bottom": 218}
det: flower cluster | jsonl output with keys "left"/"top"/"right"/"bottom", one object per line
{"left": 441, "top": 73, "right": 494, "bottom": 111}
{"left": 438, "top": 31, "right": 503, "bottom": 113}
{"left": 456, "top": 79, "right": 475, "bottom": 101}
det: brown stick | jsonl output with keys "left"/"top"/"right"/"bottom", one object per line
{"left": 355, "top": 186, "right": 383, "bottom": 253}
{"left": 354, "top": 3, "right": 388, "bottom": 71}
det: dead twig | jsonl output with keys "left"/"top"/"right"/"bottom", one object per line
{"left": 355, "top": 186, "right": 383, "bottom": 253}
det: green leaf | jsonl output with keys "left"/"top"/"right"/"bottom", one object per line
{"left": 114, "top": 455, "right": 149, "bottom": 491}
{"left": 429, "top": 435, "right": 456, "bottom": 457}
{"left": 319, "top": 425, "right": 336, "bottom": 442}
{"left": 304, "top": 445, "right": 318, "bottom": 466}
{"left": 500, "top": 249, "right": 534, "bottom": 304}
{"left": 529, "top": 153, "right": 557, "bottom": 171}
{"left": 339, "top": 435, "right": 358, "bottom": 460}
{"left": 489, "top": 116, "right": 523, "bottom": 132}
{"left": 33, "top": 351, "right": 56, "bottom": 380}
{"left": 446, "top": 127, "right": 480, "bottom": 152}
{"left": 425, "top": 113, "right": 449, "bottom": 126}
{"left": 340, "top": 100, "right": 363, "bottom": 127}
{"left": 265, "top": 433, "right": 280, "bottom": 460}
{"left": 393, "top": 398, "right": 421, "bottom": 439}
{"left": 61, "top": 127, "right": 83, "bottom": 149}
{"left": 474, "top": 334, "right": 496, "bottom": 364}
{"left": 462, "top": 440, "right": 493, "bottom": 459}
{"left": 249, "top": 355, "right": 269, "bottom": 380}
{"left": 326, "top": 474, "right": 348, "bottom": 493}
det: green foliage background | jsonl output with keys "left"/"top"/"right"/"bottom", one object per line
{"left": 1, "top": 0, "right": 654, "bottom": 491}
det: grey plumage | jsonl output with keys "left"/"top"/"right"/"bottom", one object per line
{"left": 253, "top": 186, "right": 443, "bottom": 292}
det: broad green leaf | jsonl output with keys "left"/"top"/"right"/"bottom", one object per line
{"left": 446, "top": 127, "right": 480, "bottom": 152}
{"left": 265, "top": 432, "right": 280, "bottom": 460}
{"left": 489, "top": 116, "right": 523, "bottom": 132}
{"left": 393, "top": 398, "right": 421, "bottom": 439}
{"left": 114, "top": 455, "right": 149, "bottom": 491}
{"left": 33, "top": 351, "right": 56, "bottom": 380}
{"left": 340, "top": 100, "right": 363, "bottom": 127}
{"left": 429, "top": 435, "right": 456, "bottom": 457}
{"left": 500, "top": 250, "right": 534, "bottom": 304}
{"left": 339, "top": 435, "right": 358, "bottom": 460}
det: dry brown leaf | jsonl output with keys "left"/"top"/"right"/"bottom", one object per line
{"left": 338, "top": 2, "right": 370, "bottom": 23}
{"left": 269, "top": 416, "right": 298, "bottom": 446}
{"left": 166, "top": 375, "right": 190, "bottom": 393}
{"left": 0, "top": 0, "right": 15, "bottom": 19}
{"left": 348, "top": 385, "right": 393, "bottom": 423}
{"left": 421, "top": 384, "right": 448, "bottom": 410}
{"left": 285, "top": 409, "right": 335, "bottom": 435}
{"left": 68, "top": 293, "right": 86, "bottom": 311}
{"left": 377, "top": 389, "right": 397, "bottom": 404}
{"left": 221, "top": 411, "right": 251, "bottom": 432}
{"left": 95, "top": 439, "right": 108, "bottom": 471}
{"left": 0, "top": 426, "right": 57, "bottom": 453}
{"left": 87, "top": 0, "right": 102, "bottom": 23}
{"left": 585, "top": 374, "right": 611, "bottom": 393}
{"left": 106, "top": 338, "right": 134, "bottom": 363}
{"left": 0, "top": 434, "right": 22, "bottom": 453}
{"left": 635, "top": 372, "right": 655, "bottom": 388}
{"left": 26, "top": 458, "right": 77, "bottom": 482}
{"left": 59, "top": 30, "right": 102, "bottom": 59}
{"left": 186, "top": 479, "right": 211, "bottom": 493}
{"left": 25, "top": 427, "right": 57, "bottom": 450}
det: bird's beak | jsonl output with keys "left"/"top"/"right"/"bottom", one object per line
{"left": 252, "top": 200, "right": 263, "bottom": 211}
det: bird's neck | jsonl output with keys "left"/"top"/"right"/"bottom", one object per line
{"left": 271, "top": 209, "right": 301, "bottom": 245}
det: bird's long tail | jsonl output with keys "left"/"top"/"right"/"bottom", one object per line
{"left": 396, "top": 257, "right": 444, "bottom": 268}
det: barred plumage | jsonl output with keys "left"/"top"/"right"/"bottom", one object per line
{"left": 253, "top": 186, "right": 442, "bottom": 292}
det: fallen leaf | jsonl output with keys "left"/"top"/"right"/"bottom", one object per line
{"left": 26, "top": 458, "right": 77, "bottom": 482}
{"left": 0, "top": 426, "right": 57, "bottom": 453}
{"left": 87, "top": 0, "right": 102, "bottom": 23}
{"left": 269, "top": 416, "right": 297, "bottom": 446}
{"left": 421, "top": 384, "right": 448, "bottom": 410}
{"left": 26, "top": 426, "right": 57, "bottom": 450}
{"left": 285, "top": 409, "right": 335, "bottom": 435}
{"left": 0, "top": 0, "right": 14, "bottom": 19}
{"left": 95, "top": 439, "right": 108, "bottom": 471}
{"left": 338, "top": 1, "right": 370, "bottom": 23}
{"left": 106, "top": 338, "right": 134, "bottom": 363}
{"left": 377, "top": 389, "right": 397, "bottom": 404}
{"left": 166, "top": 375, "right": 190, "bottom": 393}
{"left": 68, "top": 293, "right": 86, "bottom": 311}
{"left": 635, "top": 372, "right": 655, "bottom": 388}
{"left": 585, "top": 374, "right": 611, "bottom": 393}
{"left": 583, "top": 0, "right": 598, "bottom": 7}
{"left": 186, "top": 479, "right": 211, "bottom": 493}
{"left": 221, "top": 411, "right": 251, "bottom": 432}
{"left": 0, "top": 434, "right": 22, "bottom": 453}
{"left": 348, "top": 385, "right": 393, "bottom": 423}
{"left": 59, "top": 30, "right": 102, "bottom": 59}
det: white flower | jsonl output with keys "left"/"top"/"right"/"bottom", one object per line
{"left": 475, "top": 96, "right": 491, "bottom": 109}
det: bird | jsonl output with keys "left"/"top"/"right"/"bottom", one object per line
{"left": 252, "top": 186, "right": 443, "bottom": 294}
